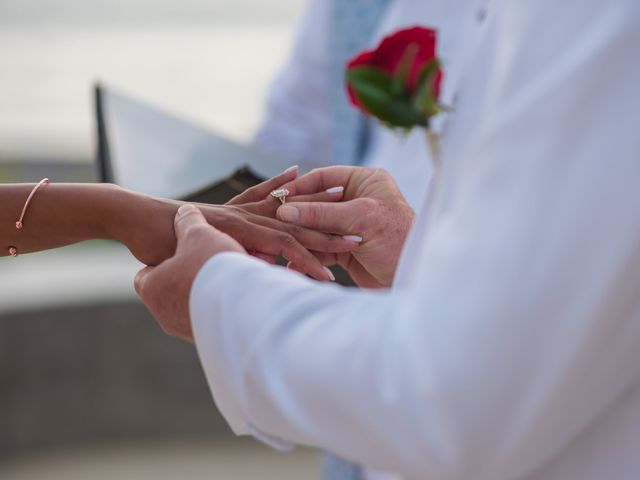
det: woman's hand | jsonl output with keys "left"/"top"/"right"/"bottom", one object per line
{"left": 276, "top": 167, "right": 415, "bottom": 288}
{"left": 116, "top": 168, "right": 358, "bottom": 282}
{"left": 0, "top": 172, "right": 353, "bottom": 283}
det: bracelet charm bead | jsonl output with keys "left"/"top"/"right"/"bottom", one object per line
{"left": 8, "top": 178, "right": 49, "bottom": 258}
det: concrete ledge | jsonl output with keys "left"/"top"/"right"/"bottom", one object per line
{"left": 0, "top": 242, "right": 139, "bottom": 314}
{"left": 0, "top": 300, "right": 229, "bottom": 458}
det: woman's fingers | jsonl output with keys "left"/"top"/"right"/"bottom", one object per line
{"left": 290, "top": 187, "right": 345, "bottom": 203}
{"left": 235, "top": 222, "right": 333, "bottom": 281}
{"left": 226, "top": 165, "right": 299, "bottom": 205}
{"left": 287, "top": 251, "right": 339, "bottom": 272}
{"left": 243, "top": 211, "right": 359, "bottom": 253}
{"left": 286, "top": 254, "right": 337, "bottom": 282}
{"left": 236, "top": 187, "right": 345, "bottom": 218}
{"left": 288, "top": 252, "right": 385, "bottom": 289}
{"left": 248, "top": 251, "right": 278, "bottom": 264}
{"left": 279, "top": 166, "right": 357, "bottom": 197}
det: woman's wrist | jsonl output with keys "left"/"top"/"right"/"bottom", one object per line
{"left": 106, "top": 186, "right": 181, "bottom": 265}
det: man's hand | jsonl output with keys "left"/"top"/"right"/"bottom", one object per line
{"left": 135, "top": 205, "right": 245, "bottom": 342}
{"left": 278, "top": 167, "right": 415, "bottom": 288}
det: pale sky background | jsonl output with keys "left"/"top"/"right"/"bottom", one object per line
{"left": 0, "top": 0, "right": 305, "bottom": 162}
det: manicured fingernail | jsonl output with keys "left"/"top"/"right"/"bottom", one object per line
{"left": 283, "top": 165, "right": 299, "bottom": 174}
{"left": 278, "top": 205, "right": 300, "bottom": 223}
{"left": 323, "top": 266, "right": 336, "bottom": 282}
{"left": 343, "top": 235, "right": 363, "bottom": 243}
{"left": 325, "top": 186, "right": 344, "bottom": 194}
{"left": 177, "top": 204, "right": 197, "bottom": 217}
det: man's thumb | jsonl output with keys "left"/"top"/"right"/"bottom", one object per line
{"left": 175, "top": 204, "right": 207, "bottom": 243}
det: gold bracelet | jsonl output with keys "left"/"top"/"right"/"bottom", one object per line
{"left": 8, "top": 178, "right": 50, "bottom": 257}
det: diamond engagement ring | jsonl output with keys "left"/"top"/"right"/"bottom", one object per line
{"left": 270, "top": 188, "right": 290, "bottom": 205}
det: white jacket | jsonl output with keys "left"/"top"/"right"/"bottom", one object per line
{"left": 191, "top": 1, "right": 640, "bottom": 478}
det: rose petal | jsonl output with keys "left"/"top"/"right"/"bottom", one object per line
{"left": 347, "top": 26, "right": 441, "bottom": 97}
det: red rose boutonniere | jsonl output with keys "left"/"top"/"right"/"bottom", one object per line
{"left": 346, "top": 26, "right": 445, "bottom": 164}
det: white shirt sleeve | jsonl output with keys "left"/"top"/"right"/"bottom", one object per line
{"left": 252, "top": 0, "right": 333, "bottom": 169}
{"left": 191, "top": 2, "right": 640, "bottom": 479}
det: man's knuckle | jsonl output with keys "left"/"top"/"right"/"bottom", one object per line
{"left": 351, "top": 201, "right": 379, "bottom": 231}
{"left": 358, "top": 197, "right": 380, "bottom": 211}
{"left": 306, "top": 205, "right": 323, "bottom": 224}
{"left": 286, "top": 223, "right": 304, "bottom": 236}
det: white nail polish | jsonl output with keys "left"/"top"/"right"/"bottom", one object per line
{"left": 325, "top": 186, "right": 344, "bottom": 194}
{"left": 283, "top": 165, "right": 299, "bottom": 174}
{"left": 323, "top": 266, "right": 336, "bottom": 282}
{"left": 343, "top": 235, "right": 363, "bottom": 243}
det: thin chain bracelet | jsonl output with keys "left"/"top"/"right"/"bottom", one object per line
{"left": 8, "top": 178, "right": 50, "bottom": 257}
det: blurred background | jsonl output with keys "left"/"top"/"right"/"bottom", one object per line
{"left": 0, "top": 0, "right": 320, "bottom": 478}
